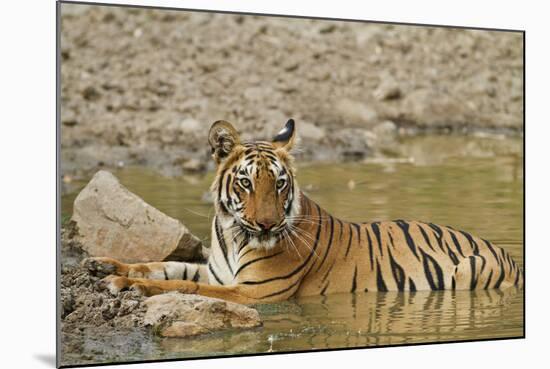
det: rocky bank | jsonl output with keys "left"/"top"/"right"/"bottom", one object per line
{"left": 60, "top": 171, "right": 262, "bottom": 363}
{"left": 60, "top": 4, "right": 523, "bottom": 182}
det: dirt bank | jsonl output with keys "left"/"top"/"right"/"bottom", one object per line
{"left": 60, "top": 224, "right": 147, "bottom": 332}
{"left": 60, "top": 4, "right": 523, "bottom": 180}
{"left": 60, "top": 223, "right": 150, "bottom": 364}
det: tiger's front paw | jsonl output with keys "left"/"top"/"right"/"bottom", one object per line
{"left": 82, "top": 257, "right": 127, "bottom": 278}
{"left": 98, "top": 275, "right": 130, "bottom": 295}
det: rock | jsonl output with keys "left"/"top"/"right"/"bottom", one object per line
{"left": 82, "top": 85, "right": 101, "bottom": 101}
{"left": 373, "top": 77, "right": 402, "bottom": 101}
{"left": 180, "top": 158, "right": 205, "bottom": 172}
{"left": 399, "top": 89, "right": 475, "bottom": 128}
{"left": 371, "top": 120, "right": 398, "bottom": 144}
{"left": 62, "top": 107, "right": 78, "bottom": 127}
{"left": 334, "top": 98, "right": 378, "bottom": 127}
{"left": 72, "top": 170, "right": 207, "bottom": 263}
{"left": 299, "top": 121, "right": 326, "bottom": 142}
{"left": 331, "top": 128, "right": 372, "bottom": 159}
{"left": 144, "top": 292, "right": 262, "bottom": 338}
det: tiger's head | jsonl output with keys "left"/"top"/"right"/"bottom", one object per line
{"left": 208, "top": 119, "right": 301, "bottom": 249}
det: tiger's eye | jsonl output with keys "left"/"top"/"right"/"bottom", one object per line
{"left": 276, "top": 179, "right": 286, "bottom": 189}
{"left": 240, "top": 178, "right": 251, "bottom": 188}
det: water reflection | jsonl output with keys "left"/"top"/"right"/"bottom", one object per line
{"left": 60, "top": 147, "right": 523, "bottom": 364}
{"left": 151, "top": 287, "right": 522, "bottom": 358}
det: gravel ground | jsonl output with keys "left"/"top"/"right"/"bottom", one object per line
{"left": 60, "top": 4, "right": 523, "bottom": 177}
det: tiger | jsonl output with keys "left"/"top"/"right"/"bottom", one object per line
{"left": 84, "top": 119, "right": 524, "bottom": 304}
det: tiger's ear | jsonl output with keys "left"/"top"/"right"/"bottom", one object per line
{"left": 272, "top": 119, "right": 296, "bottom": 151}
{"left": 209, "top": 120, "right": 240, "bottom": 164}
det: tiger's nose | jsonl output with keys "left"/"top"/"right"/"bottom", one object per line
{"left": 257, "top": 219, "right": 276, "bottom": 231}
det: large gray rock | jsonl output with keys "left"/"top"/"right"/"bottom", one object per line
{"left": 72, "top": 170, "right": 207, "bottom": 263}
{"left": 143, "top": 292, "right": 262, "bottom": 337}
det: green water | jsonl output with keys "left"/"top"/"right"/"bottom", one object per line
{"left": 60, "top": 146, "right": 524, "bottom": 365}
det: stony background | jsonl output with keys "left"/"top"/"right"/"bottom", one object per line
{"left": 60, "top": 4, "right": 523, "bottom": 177}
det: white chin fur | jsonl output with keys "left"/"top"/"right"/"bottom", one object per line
{"left": 248, "top": 236, "right": 277, "bottom": 250}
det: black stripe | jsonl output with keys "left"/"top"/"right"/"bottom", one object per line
{"left": 182, "top": 265, "right": 187, "bottom": 280}
{"left": 316, "top": 216, "right": 335, "bottom": 272}
{"left": 344, "top": 222, "right": 354, "bottom": 258}
{"left": 417, "top": 224, "right": 436, "bottom": 252}
{"left": 388, "top": 249, "right": 406, "bottom": 291}
{"left": 365, "top": 226, "right": 374, "bottom": 270}
{"left": 448, "top": 230, "right": 466, "bottom": 258}
{"left": 215, "top": 218, "right": 234, "bottom": 275}
{"left": 208, "top": 263, "right": 224, "bottom": 285}
{"left": 469, "top": 256, "right": 478, "bottom": 290}
{"left": 351, "top": 264, "right": 358, "bottom": 293}
{"left": 353, "top": 223, "right": 361, "bottom": 244}
{"left": 484, "top": 270, "right": 494, "bottom": 289}
{"left": 408, "top": 278, "right": 416, "bottom": 292}
{"left": 387, "top": 231, "right": 396, "bottom": 249}
{"left": 264, "top": 153, "right": 278, "bottom": 162}
{"left": 238, "top": 247, "right": 254, "bottom": 261}
{"left": 420, "top": 248, "right": 444, "bottom": 290}
{"left": 370, "top": 222, "right": 384, "bottom": 257}
{"left": 320, "top": 282, "right": 330, "bottom": 296}
{"left": 446, "top": 244, "right": 459, "bottom": 265}
{"left": 459, "top": 230, "right": 480, "bottom": 255}
{"left": 337, "top": 219, "right": 344, "bottom": 241}
{"left": 284, "top": 181, "right": 294, "bottom": 215}
{"left": 427, "top": 223, "right": 446, "bottom": 252}
{"left": 395, "top": 220, "right": 420, "bottom": 261}
{"left": 481, "top": 238, "right": 499, "bottom": 262}
{"left": 493, "top": 259, "right": 507, "bottom": 289}
{"left": 505, "top": 251, "right": 514, "bottom": 271}
{"left": 375, "top": 259, "right": 388, "bottom": 292}
{"left": 479, "top": 255, "right": 487, "bottom": 275}
{"left": 234, "top": 251, "right": 284, "bottom": 277}
{"left": 514, "top": 267, "right": 521, "bottom": 285}
{"left": 225, "top": 174, "right": 232, "bottom": 203}
{"left": 259, "top": 276, "right": 302, "bottom": 299}
{"left": 163, "top": 267, "right": 169, "bottom": 280}
{"left": 321, "top": 261, "right": 336, "bottom": 283}
{"left": 242, "top": 203, "right": 323, "bottom": 285}
{"left": 192, "top": 268, "right": 201, "bottom": 282}
{"left": 451, "top": 276, "right": 456, "bottom": 290}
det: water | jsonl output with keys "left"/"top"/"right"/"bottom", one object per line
{"left": 60, "top": 140, "right": 523, "bottom": 365}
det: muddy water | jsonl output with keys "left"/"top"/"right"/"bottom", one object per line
{"left": 60, "top": 143, "right": 523, "bottom": 365}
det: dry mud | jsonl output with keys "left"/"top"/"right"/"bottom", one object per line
{"left": 60, "top": 225, "right": 149, "bottom": 361}
{"left": 60, "top": 261, "right": 146, "bottom": 332}
{"left": 60, "top": 4, "right": 523, "bottom": 180}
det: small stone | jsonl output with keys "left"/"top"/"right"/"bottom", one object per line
{"left": 181, "top": 158, "right": 205, "bottom": 172}
{"left": 82, "top": 86, "right": 101, "bottom": 101}
{"left": 299, "top": 121, "right": 326, "bottom": 142}
{"left": 373, "top": 77, "right": 402, "bottom": 101}
{"left": 372, "top": 120, "right": 398, "bottom": 143}
{"left": 335, "top": 99, "right": 378, "bottom": 126}
{"left": 144, "top": 292, "right": 262, "bottom": 338}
